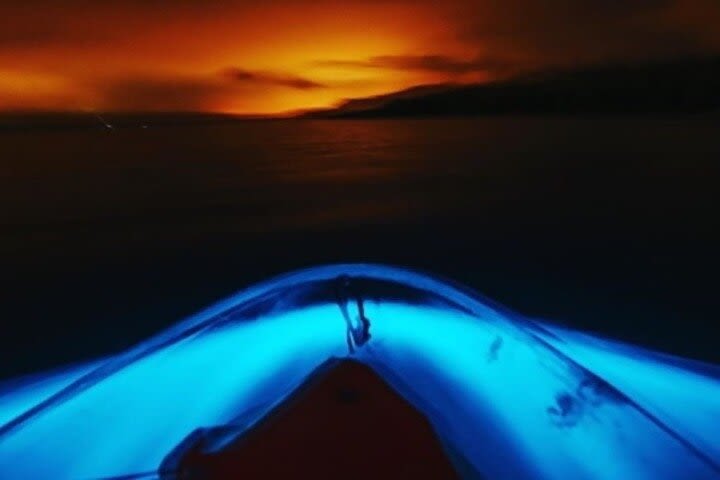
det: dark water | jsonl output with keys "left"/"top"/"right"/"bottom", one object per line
{"left": 2, "top": 117, "right": 719, "bottom": 377}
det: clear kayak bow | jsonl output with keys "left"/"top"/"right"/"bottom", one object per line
{"left": 1, "top": 264, "right": 718, "bottom": 479}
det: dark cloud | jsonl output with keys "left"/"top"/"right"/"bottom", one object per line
{"left": 315, "top": 54, "right": 514, "bottom": 76}
{"left": 222, "top": 68, "right": 326, "bottom": 90}
{"left": 453, "top": 0, "right": 720, "bottom": 69}
{"left": 311, "top": 0, "right": 719, "bottom": 80}
{"left": 91, "top": 67, "right": 326, "bottom": 111}
{"left": 94, "top": 76, "right": 234, "bottom": 111}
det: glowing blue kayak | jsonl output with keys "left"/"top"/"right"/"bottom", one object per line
{"left": 1, "top": 264, "right": 718, "bottom": 479}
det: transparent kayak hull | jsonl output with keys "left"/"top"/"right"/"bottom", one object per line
{"left": 1, "top": 264, "right": 718, "bottom": 479}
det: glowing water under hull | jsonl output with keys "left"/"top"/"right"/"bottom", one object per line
{"left": 0, "top": 264, "right": 718, "bottom": 479}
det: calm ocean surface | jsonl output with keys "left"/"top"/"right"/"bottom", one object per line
{"left": 2, "top": 117, "right": 719, "bottom": 376}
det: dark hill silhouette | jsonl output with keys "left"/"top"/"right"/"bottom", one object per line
{"left": 172, "top": 360, "right": 461, "bottom": 479}
{"left": 305, "top": 56, "right": 720, "bottom": 118}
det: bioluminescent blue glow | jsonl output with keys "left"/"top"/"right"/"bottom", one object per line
{"left": 0, "top": 264, "right": 718, "bottom": 479}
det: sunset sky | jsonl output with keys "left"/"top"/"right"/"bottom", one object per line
{"left": 1, "top": 0, "right": 719, "bottom": 114}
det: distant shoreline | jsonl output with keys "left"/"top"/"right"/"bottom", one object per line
{"left": 3, "top": 56, "right": 719, "bottom": 129}
{"left": 301, "top": 56, "right": 720, "bottom": 119}
{"left": 2, "top": 110, "right": 719, "bottom": 133}
{"left": 0, "top": 112, "right": 275, "bottom": 132}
